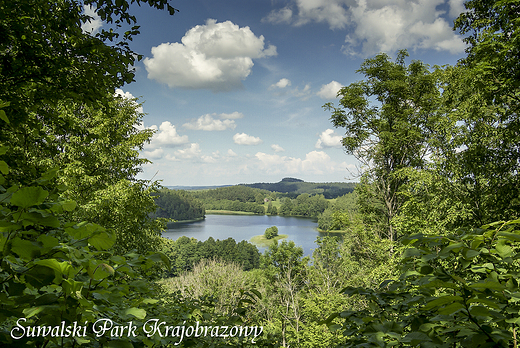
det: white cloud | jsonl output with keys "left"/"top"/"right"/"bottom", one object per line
{"left": 144, "top": 19, "right": 277, "bottom": 92}
{"left": 174, "top": 143, "right": 202, "bottom": 159}
{"left": 264, "top": 0, "right": 350, "bottom": 29}
{"left": 220, "top": 112, "right": 244, "bottom": 119}
{"left": 147, "top": 121, "right": 189, "bottom": 149}
{"left": 262, "top": 7, "right": 293, "bottom": 24}
{"left": 264, "top": 0, "right": 465, "bottom": 56}
{"left": 183, "top": 114, "right": 236, "bottom": 131}
{"left": 142, "top": 148, "right": 164, "bottom": 159}
{"left": 233, "top": 133, "right": 263, "bottom": 145}
{"left": 81, "top": 5, "right": 102, "bottom": 34}
{"left": 344, "top": 0, "right": 466, "bottom": 56}
{"left": 227, "top": 149, "right": 238, "bottom": 156}
{"left": 270, "top": 78, "right": 292, "bottom": 89}
{"left": 202, "top": 155, "right": 218, "bottom": 163}
{"left": 316, "top": 129, "right": 343, "bottom": 149}
{"left": 317, "top": 81, "right": 343, "bottom": 99}
{"left": 255, "top": 150, "right": 340, "bottom": 175}
{"left": 448, "top": 0, "right": 466, "bottom": 18}
{"left": 271, "top": 144, "right": 285, "bottom": 152}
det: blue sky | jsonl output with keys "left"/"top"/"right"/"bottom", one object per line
{"left": 85, "top": 0, "right": 467, "bottom": 186}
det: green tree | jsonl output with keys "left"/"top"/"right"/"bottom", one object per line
{"left": 330, "top": 220, "right": 520, "bottom": 348}
{"left": 443, "top": 0, "right": 520, "bottom": 222}
{"left": 267, "top": 201, "right": 278, "bottom": 215}
{"left": 325, "top": 50, "right": 443, "bottom": 242}
{"left": 264, "top": 226, "right": 279, "bottom": 239}
{"left": 260, "top": 241, "right": 310, "bottom": 347}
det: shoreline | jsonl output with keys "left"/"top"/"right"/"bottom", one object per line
{"left": 205, "top": 210, "right": 258, "bottom": 215}
{"left": 165, "top": 217, "right": 205, "bottom": 227}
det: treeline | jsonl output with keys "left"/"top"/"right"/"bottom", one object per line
{"left": 190, "top": 185, "right": 330, "bottom": 218}
{"left": 153, "top": 188, "right": 205, "bottom": 221}
{"left": 191, "top": 185, "right": 272, "bottom": 203}
{"left": 191, "top": 185, "right": 270, "bottom": 214}
{"left": 161, "top": 236, "right": 261, "bottom": 276}
{"left": 278, "top": 193, "right": 329, "bottom": 217}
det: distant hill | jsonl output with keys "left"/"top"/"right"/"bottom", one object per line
{"left": 241, "top": 178, "right": 357, "bottom": 199}
{"left": 165, "top": 178, "right": 357, "bottom": 199}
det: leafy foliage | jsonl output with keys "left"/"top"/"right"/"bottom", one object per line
{"left": 318, "top": 192, "right": 357, "bottom": 231}
{"left": 0, "top": 164, "right": 171, "bottom": 347}
{"left": 264, "top": 226, "right": 279, "bottom": 240}
{"left": 161, "top": 236, "right": 261, "bottom": 276}
{"left": 278, "top": 194, "right": 329, "bottom": 218}
{"left": 325, "top": 50, "right": 443, "bottom": 241}
{"left": 153, "top": 189, "right": 205, "bottom": 222}
{"left": 330, "top": 220, "right": 520, "bottom": 348}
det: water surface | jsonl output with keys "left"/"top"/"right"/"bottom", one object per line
{"left": 162, "top": 214, "right": 328, "bottom": 256}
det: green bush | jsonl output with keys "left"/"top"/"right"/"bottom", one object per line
{"left": 264, "top": 226, "right": 279, "bottom": 239}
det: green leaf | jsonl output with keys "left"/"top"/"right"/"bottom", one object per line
{"left": 11, "top": 186, "right": 48, "bottom": 208}
{"left": 437, "top": 302, "right": 465, "bottom": 315}
{"left": 61, "top": 200, "right": 77, "bottom": 212}
{"left": 123, "top": 307, "right": 146, "bottom": 319}
{"left": 0, "top": 161, "right": 8, "bottom": 175}
{"left": 92, "top": 263, "right": 115, "bottom": 280}
{"left": 147, "top": 251, "right": 170, "bottom": 269}
{"left": 11, "top": 238, "right": 40, "bottom": 260}
{"left": 422, "top": 296, "right": 463, "bottom": 310}
{"left": 34, "top": 259, "right": 72, "bottom": 277}
{"left": 496, "top": 232, "right": 520, "bottom": 242}
{"left": 89, "top": 231, "right": 115, "bottom": 251}
{"left": 470, "top": 280, "right": 504, "bottom": 290}
{"left": 23, "top": 307, "right": 45, "bottom": 318}
{"left": 495, "top": 240, "right": 512, "bottom": 258}
{"left": 0, "top": 109, "right": 9, "bottom": 124}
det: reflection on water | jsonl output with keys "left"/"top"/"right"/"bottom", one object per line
{"left": 162, "top": 214, "right": 336, "bottom": 257}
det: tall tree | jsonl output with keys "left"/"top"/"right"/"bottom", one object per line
{"left": 447, "top": 0, "right": 520, "bottom": 222}
{"left": 325, "top": 50, "right": 443, "bottom": 242}
{"left": 1, "top": 0, "right": 179, "bottom": 253}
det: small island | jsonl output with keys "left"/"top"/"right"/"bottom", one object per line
{"left": 250, "top": 226, "right": 287, "bottom": 247}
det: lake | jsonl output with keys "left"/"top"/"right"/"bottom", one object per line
{"left": 162, "top": 214, "right": 337, "bottom": 256}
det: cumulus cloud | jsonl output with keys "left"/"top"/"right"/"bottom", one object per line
{"left": 174, "top": 143, "right": 202, "bottom": 159}
{"left": 147, "top": 121, "right": 189, "bottom": 149}
{"left": 264, "top": 0, "right": 465, "bottom": 56}
{"left": 233, "top": 133, "right": 263, "bottom": 145}
{"left": 255, "top": 150, "right": 340, "bottom": 175}
{"left": 315, "top": 129, "right": 343, "bottom": 148}
{"left": 264, "top": 0, "right": 350, "bottom": 29}
{"left": 227, "top": 149, "right": 238, "bottom": 157}
{"left": 271, "top": 144, "right": 285, "bottom": 152}
{"left": 144, "top": 19, "right": 277, "bottom": 92}
{"left": 142, "top": 148, "right": 164, "bottom": 160}
{"left": 270, "top": 78, "right": 292, "bottom": 89}
{"left": 448, "top": 0, "right": 466, "bottom": 18}
{"left": 183, "top": 114, "right": 237, "bottom": 131}
{"left": 262, "top": 7, "right": 293, "bottom": 24}
{"left": 317, "top": 81, "right": 343, "bottom": 99}
{"left": 220, "top": 112, "right": 244, "bottom": 119}
{"left": 81, "top": 5, "right": 102, "bottom": 34}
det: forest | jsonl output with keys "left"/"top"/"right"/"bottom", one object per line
{"left": 1, "top": 0, "right": 520, "bottom": 347}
